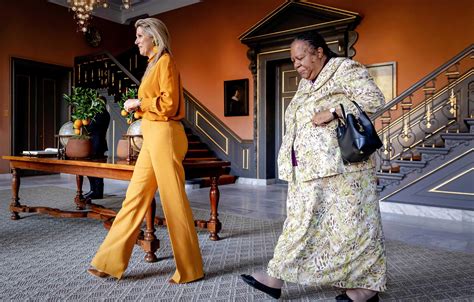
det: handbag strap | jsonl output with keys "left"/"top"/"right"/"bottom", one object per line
{"left": 351, "top": 101, "right": 364, "bottom": 114}
{"left": 338, "top": 103, "right": 347, "bottom": 126}
{"left": 339, "top": 101, "right": 365, "bottom": 121}
{"left": 339, "top": 103, "right": 346, "bottom": 119}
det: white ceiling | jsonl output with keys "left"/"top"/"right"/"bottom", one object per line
{"left": 49, "top": 0, "right": 200, "bottom": 24}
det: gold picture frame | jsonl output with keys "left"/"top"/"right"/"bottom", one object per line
{"left": 224, "top": 79, "right": 249, "bottom": 116}
{"left": 366, "top": 62, "right": 397, "bottom": 110}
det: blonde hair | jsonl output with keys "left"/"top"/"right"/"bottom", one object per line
{"left": 135, "top": 18, "right": 171, "bottom": 78}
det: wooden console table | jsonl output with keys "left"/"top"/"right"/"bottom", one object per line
{"left": 2, "top": 156, "right": 229, "bottom": 262}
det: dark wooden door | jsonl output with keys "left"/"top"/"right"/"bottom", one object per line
{"left": 275, "top": 62, "right": 301, "bottom": 180}
{"left": 11, "top": 58, "right": 71, "bottom": 156}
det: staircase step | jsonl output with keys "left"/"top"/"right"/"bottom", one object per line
{"left": 393, "top": 159, "right": 427, "bottom": 174}
{"left": 441, "top": 132, "right": 474, "bottom": 141}
{"left": 376, "top": 172, "right": 404, "bottom": 181}
{"left": 464, "top": 118, "right": 474, "bottom": 132}
{"left": 393, "top": 159, "right": 427, "bottom": 168}
{"left": 376, "top": 172, "right": 404, "bottom": 189}
{"left": 187, "top": 137, "right": 201, "bottom": 142}
{"left": 441, "top": 132, "right": 474, "bottom": 148}
{"left": 416, "top": 146, "right": 450, "bottom": 155}
{"left": 399, "top": 152, "right": 422, "bottom": 161}
{"left": 184, "top": 157, "right": 219, "bottom": 161}
{"left": 186, "top": 133, "right": 201, "bottom": 141}
{"left": 416, "top": 146, "right": 451, "bottom": 161}
{"left": 188, "top": 141, "right": 207, "bottom": 148}
{"left": 186, "top": 149, "right": 213, "bottom": 157}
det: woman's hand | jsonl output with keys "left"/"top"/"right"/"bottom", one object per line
{"left": 312, "top": 110, "right": 334, "bottom": 127}
{"left": 124, "top": 99, "right": 141, "bottom": 113}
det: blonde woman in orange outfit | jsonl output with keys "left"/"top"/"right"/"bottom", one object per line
{"left": 87, "top": 18, "right": 204, "bottom": 284}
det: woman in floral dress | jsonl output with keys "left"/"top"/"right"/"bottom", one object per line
{"left": 241, "top": 31, "right": 386, "bottom": 302}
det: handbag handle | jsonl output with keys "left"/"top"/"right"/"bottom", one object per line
{"left": 351, "top": 101, "right": 364, "bottom": 114}
{"left": 339, "top": 101, "right": 365, "bottom": 120}
{"left": 339, "top": 103, "right": 346, "bottom": 119}
{"left": 338, "top": 103, "right": 346, "bottom": 126}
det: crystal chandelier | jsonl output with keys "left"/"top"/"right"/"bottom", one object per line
{"left": 67, "top": 0, "right": 131, "bottom": 33}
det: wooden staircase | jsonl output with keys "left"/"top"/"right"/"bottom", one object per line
{"left": 73, "top": 50, "right": 237, "bottom": 188}
{"left": 376, "top": 118, "right": 474, "bottom": 193}
{"left": 184, "top": 129, "right": 236, "bottom": 186}
{"left": 371, "top": 44, "right": 473, "bottom": 209}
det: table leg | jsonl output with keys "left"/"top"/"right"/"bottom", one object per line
{"left": 208, "top": 176, "right": 222, "bottom": 241}
{"left": 141, "top": 198, "right": 159, "bottom": 263}
{"left": 74, "top": 175, "right": 85, "bottom": 210}
{"left": 10, "top": 168, "right": 21, "bottom": 220}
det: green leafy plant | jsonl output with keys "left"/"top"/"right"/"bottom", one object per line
{"left": 64, "top": 87, "right": 106, "bottom": 138}
{"left": 119, "top": 88, "right": 141, "bottom": 125}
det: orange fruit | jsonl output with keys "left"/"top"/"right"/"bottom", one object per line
{"left": 134, "top": 111, "right": 142, "bottom": 119}
{"left": 121, "top": 110, "right": 128, "bottom": 117}
{"left": 74, "top": 119, "right": 82, "bottom": 129}
{"left": 74, "top": 129, "right": 81, "bottom": 135}
{"left": 127, "top": 118, "right": 132, "bottom": 125}
{"left": 82, "top": 119, "right": 90, "bottom": 126}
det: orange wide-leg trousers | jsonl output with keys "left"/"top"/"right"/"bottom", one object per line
{"left": 91, "top": 119, "right": 204, "bottom": 282}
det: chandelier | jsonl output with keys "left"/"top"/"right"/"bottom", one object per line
{"left": 67, "top": 0, "right": 131, "bottom": 33}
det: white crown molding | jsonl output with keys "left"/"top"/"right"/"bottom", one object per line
{"left": 48, "top": 0, "right": 200, "bottom": 24}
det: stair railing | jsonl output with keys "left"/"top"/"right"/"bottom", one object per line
{"left": 371, "top": 44, "right": 473, "bottom": 174}
{"left": 74, "top": 50, "right": 143, "bottom": 100}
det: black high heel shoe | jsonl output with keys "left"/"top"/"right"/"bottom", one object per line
{"left": 335, "top": 292, "right": 379, "bottom": 302}
{"left": 240, "top": 274, "right": 281, "bottom": 299}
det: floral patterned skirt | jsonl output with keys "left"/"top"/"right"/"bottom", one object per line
{"left": 267, "top": 169, "right": 387, "bottom": 291}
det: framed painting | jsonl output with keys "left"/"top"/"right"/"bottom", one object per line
{"left": 224, "top": 79, "right": 249, "bottom": 116}
{"left": 366, "top": 62, "right": 397, "bottom": 109}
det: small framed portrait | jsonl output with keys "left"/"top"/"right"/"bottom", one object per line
{"left": 224, "top": 79, "right": 249, "bottom": 116}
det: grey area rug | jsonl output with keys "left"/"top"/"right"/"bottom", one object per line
{"left": 0, "top": 186, "right": 473, "bottom": 301}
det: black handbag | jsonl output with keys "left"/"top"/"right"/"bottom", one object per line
{"left": 336, "top": 101, "right": 383, "bottom": 163}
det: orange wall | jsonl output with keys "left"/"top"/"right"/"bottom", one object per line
{"left": 0, "top": 0, "right": 134, "bottom": 172}
{"left": 1, "top": 0, "right": 473, "bottom": 173}
{"left": 157, "top": 0, "right": 474, "bottom": 139}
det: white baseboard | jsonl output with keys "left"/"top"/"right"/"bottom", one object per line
{"left": 0, "top": 173, "right": 11, "bottom": 180}
{"left": 380, "top": 201, "right": 474, "bottom": 223}
{"left": 236, "top": 177, "right": 276, "bottom": 186}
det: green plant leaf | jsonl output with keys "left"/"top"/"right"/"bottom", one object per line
{"left": 118, "top": 88, "right": 138, "bottom": 110}
{"left": 64, "top": 87, "right": 106, "bottom": 121}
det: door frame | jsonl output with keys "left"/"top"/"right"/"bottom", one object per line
{"left": 10, "top": 57, "right": 72, "bottom": 156}
{"left": 256, "top": 50, "right": 292, "bottom": 180}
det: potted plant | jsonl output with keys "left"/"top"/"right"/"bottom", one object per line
{"left": 63, "top": 87, "right": 106, "bottom": 158}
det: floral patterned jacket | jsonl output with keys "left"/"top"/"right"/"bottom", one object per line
{"left": 278, "top": 57, "right": 385, "bottom": 182}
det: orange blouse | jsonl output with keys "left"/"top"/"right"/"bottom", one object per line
{"left": 138, "top": 53, "right": 185, "bottom": 121}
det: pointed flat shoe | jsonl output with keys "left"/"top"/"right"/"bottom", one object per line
{"left": 335, "top": 292, "right": 379, "bottom": 302}
{"left": 87, "top": 268, "right": 110, "bottom": 279}
{"left": 241, "top": 274, "right": 281, "bottom": 299}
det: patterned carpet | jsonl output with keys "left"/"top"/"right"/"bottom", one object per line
{"left": 0, "top": 186, "right": 473, "bottom": 301}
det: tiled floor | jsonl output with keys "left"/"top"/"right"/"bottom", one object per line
{"left": 1, "top": 173, "right": 473, "bottom": 253}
